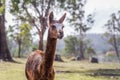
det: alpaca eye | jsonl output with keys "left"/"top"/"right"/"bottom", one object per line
{"left": 52, "top": 25, "right": 56, "bottom": 29}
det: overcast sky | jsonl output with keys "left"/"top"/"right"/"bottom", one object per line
{"left": 85, "top": 0, "right": 120, "bottom": 33}
{"left": 64, "top": 0, "right": 120, "bottom": 35}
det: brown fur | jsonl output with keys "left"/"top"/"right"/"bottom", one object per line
{"left": 25, "top": 12, "right": 66, "bottom": 80}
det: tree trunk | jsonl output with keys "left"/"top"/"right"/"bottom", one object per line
{"left": 39, "top": 36, "right": 43, "bottom": 51}
{"left": 18, "top": 38, "right": 22, "bottom": 58}
{"left": 113, "top": 34, "right": 120, "bottom": 61}
{"left": 80, "top": 40, "right": 84, "bottom": 59}
{"left": 0, "top": 15, "right": 13, "bottom": 61}
{"left": 39, "top": 18, "right": 47, "bottom": 51}
{"left": 78, "top": 29, "right": 85, "bottom": 60}
{"left": 112, "top": 18, "right": 120, "bottom": 61}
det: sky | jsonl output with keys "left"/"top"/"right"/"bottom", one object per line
{"left": 63, "top": 0, "right": 120, "bottom": 35}
{"left": 84, "top": 0, "right": 120, "bottom": 33}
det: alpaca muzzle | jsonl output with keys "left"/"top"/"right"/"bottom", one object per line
{"left": 58, "top": 30, "right": 64, "bottom": 39}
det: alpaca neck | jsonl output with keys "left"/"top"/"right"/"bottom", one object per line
{"left": 44, "top": 30, "right": 57, "bottom": 70}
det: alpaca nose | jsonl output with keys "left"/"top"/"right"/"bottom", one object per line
{"left": 58, "top": 30, "right": 64, "bottom": 39}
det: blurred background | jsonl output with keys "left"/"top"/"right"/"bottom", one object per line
{"left": 0, "top": 0, "right": 120, "bottom": 80}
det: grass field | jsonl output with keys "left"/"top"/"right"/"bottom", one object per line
{"left": 0, "top": 58, "right": 120, "bottom": 80}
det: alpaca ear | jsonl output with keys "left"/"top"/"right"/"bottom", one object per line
{"left": 59, "top": 13, "right": 66, "bottom": 23}
{"left": 49, "top": 11, "right": 54, "bottom": 23}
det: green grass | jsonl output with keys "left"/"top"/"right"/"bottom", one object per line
{"left": 0, "top": 58, "right": 26, "bottom": 80}
{"left": 0, "top": 58, "right": 120, "bottom": 80}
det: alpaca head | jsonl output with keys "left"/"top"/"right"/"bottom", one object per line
{"left": 48, "top": 12, "right": 66, "bottom": 39}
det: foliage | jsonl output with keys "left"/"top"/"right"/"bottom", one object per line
{"left": 85, "top": 47, "right": 95, "bottom": 54}
{"left": 104, "top": 11, "right": 120, "bottom": 33}
{"left": 8, "top": 22, "right": 32, "bottom": 57}
{"left": 85, "top": 46, "right": 96, "bottom": 58}
{"left": 65, "top": 0, "right": 94, "bottom": 33}
{"left": 0, "top": 0, "right": 5, "bottom": 14}
{"left": 104, "top": 10, "right": 120, "bottom": 60}
{"left": 0, "top": 4, "right": 4, "bottom": 14}
{"left": 64, "top": 35, "right": 79, "bottom": 56}
{"left": 64, "top": 35, "right": 94, "bottom": 58}
{"left": 103, "top": 32, "right": 120, "bottom": 49}
{"left": 63, "top": 0, "right": 94, "bottom": 59}
{"left": 9, "top": 0, "right": 66, "bottom": 50}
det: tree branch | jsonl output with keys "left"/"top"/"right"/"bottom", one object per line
{"left": 22, "top": 1, "right": 41, "bottom": 34}
{"left": 45, "top": 0, "right": 52, "bottom": 17}
{"left": 31, "top": 1, "right": 41, "bottom": 17}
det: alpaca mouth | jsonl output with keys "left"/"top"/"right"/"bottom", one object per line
{"left": 58, "top": 31, "right": 64, "bottom": 39}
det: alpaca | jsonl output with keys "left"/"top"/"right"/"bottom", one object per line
{"left": 25, "top": 11, "right": 66, "bottom": 80}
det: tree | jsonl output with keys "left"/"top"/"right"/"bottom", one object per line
{"left": 8, "top": 23, "right": 32, "bottom": 58}
{"left": 85, "top": 46, "right": 96, "bottom": 58}
{"left": 104, "top": 11, "right": 120, "bottom": 61}
{"left": 0, "top": 0, "right": 13, "bottom": 61}
{"left": 10, "top": 0, "right": 65, "bottom": 51}
{"left": 64, "top": 35, "right": 79, "bottom": 57}
{"left": 65, "top": 0, "right": 94, "bottom": 59}
{"left": 64, "top": 35, "right": 94, "bottom": 59}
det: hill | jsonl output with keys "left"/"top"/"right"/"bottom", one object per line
{"left": 86, "top": 33, "right": 111, "bottom": 51}
{"left": 56, "top": 33, "right": 111, "bottom": 52}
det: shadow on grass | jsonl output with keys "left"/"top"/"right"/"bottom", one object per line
{"left": 11, "top": 60, "right": 23, "bottom": 64}
{"left": 86, "top": 69, "right": 120, "bottom": 76}
{"left": 56, "top": 70, "right": 84, "bottom": 74}
{"left": 1, "top": 59, "right": 23, "bottom": 64}
{"left": 56, "top": 69, "right": 120, "bottom": 77}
